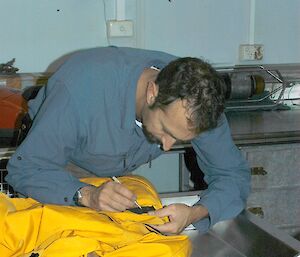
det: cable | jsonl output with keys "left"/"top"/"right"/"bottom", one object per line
{"left": 102, "top": 0, "right": 111, "bottom": 46}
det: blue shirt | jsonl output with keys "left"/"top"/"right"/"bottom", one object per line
{"left": 6, "top": 46, "right": 250, "bottom": 233}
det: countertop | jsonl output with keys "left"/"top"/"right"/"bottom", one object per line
{"left": 227, "top": 109, "right": 300, "bottom": 146}
{"left": 186, "top": 210, "right": 300, "bottom": 257}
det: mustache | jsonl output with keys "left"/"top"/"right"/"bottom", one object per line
{"left": 142, "top": 125, "right": 161, "bottom": 145}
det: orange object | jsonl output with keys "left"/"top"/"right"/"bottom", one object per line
{"left": 0, "top": 87, "right": 28, "bottom": 129}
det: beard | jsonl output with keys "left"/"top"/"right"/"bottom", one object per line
{"left": 142, "top": 125, "right": 161, "bottom": 145}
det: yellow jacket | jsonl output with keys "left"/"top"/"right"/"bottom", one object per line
{"left": 0, "top": 176, "right": 192, "bottom": 257}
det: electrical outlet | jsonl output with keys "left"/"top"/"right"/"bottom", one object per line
{"left": 107, "top": 20, "right": 133, "bottom": 37}
{"left": 239, "top": 44, "right": 264, "bottom": 61}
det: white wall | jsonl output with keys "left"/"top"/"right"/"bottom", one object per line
{"left": 0, "top": 0, "right": 299, "bottom": 72}
{"left": 137, "top": 0, "right": 250, "bottom": 66}
{"left": 138, "top": 0, "right": 300, "bottom": 65}
{"left": 255, "top": 0, "right": 300, "bottom": 64}
{"left": 0, "top": 1, "right": 105, "bottom": 72}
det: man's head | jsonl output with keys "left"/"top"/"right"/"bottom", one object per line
{"left": 141, "top": 57, "right": 226, "bottom": 151}
{"left": 153, "top": 57, "right": 226, "bottom": 134}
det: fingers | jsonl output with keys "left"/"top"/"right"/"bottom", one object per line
{"left": 149, "top": 223, "right": 177, "bottom": 235}
{"left": 91, "top": 181, "right": 137, "bottom": 211}
{"left": 148, "top": 204, "right": 190, "bottom": 235}
{"left": 148, "top": 206, "right": 171, "bottom": 218}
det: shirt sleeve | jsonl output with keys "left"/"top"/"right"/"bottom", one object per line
{"left": 6, "top": 78, "right": 87, "bottom": 205}
{"left": 191, "top": 113, "right": 251, "bottom": 233}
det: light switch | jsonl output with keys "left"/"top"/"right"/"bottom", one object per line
{"left": 107, "top": 20, "right": 134, "bottom": 37}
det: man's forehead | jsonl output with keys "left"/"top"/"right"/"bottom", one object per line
{"left": 162, "top": 101, "right": 197, "bottom": 141}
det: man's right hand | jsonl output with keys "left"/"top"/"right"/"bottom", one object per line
{"left": 79, "top": 181, "right": 137, "bottom": 211}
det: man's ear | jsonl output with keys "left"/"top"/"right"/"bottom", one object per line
{"left": 146, "top": 81, "right": 159, "bottom": 105}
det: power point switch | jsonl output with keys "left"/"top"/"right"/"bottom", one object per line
{"left": 107, "top": 20, "right": 134, "bottom": 37}
{"left": 239, "top": 44, "right": 264, "bottom": 61}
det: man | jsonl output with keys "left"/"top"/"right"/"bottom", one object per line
{"left": 6, "top": 46, "right": 250, "bottom": 234}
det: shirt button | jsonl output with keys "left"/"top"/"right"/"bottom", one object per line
{"left": 17, "top": 156, "right": 22, "bottom": 160}
{"left": 64, "top": 197, "right": 68, "bottom": 202}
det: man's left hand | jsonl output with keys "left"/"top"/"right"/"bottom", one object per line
{"left": 148, "top": 203, "right": 209, "bottom": 234}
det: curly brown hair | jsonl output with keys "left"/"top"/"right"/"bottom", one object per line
{"left": 152, "top": 57, "right": 226, "bottom": 134}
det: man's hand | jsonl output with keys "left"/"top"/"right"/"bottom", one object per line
{"left": 148, "top": 203, "right": 209, "bottom": 234}
{"left": 79, "top": 181, "right": 137, "bottom": 211}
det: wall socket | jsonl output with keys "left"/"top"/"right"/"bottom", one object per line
{"left": 239, "top": 44, "right": 264, "bottom": 61}
{"left": 107, "top": 20, "right": 134, "bottom": 37}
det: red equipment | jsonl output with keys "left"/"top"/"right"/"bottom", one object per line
{"left": 0, "top": 87, "right": 28, "bottom": 130}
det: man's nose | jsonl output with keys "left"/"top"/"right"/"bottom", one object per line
{"left": 161, "top": 136, "right": 176, "bottom": 151}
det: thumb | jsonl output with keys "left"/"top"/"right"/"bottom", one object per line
{"left": 148, "top": 206, "right": 170, "bottom": 218}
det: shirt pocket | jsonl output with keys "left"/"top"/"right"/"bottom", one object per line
{"left": 83, "top": 152, "right": 128, "bottom": 174}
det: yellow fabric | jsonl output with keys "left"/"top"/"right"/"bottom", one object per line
{"left": 0, "top": 175, "right": 192, "bottom": 257}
